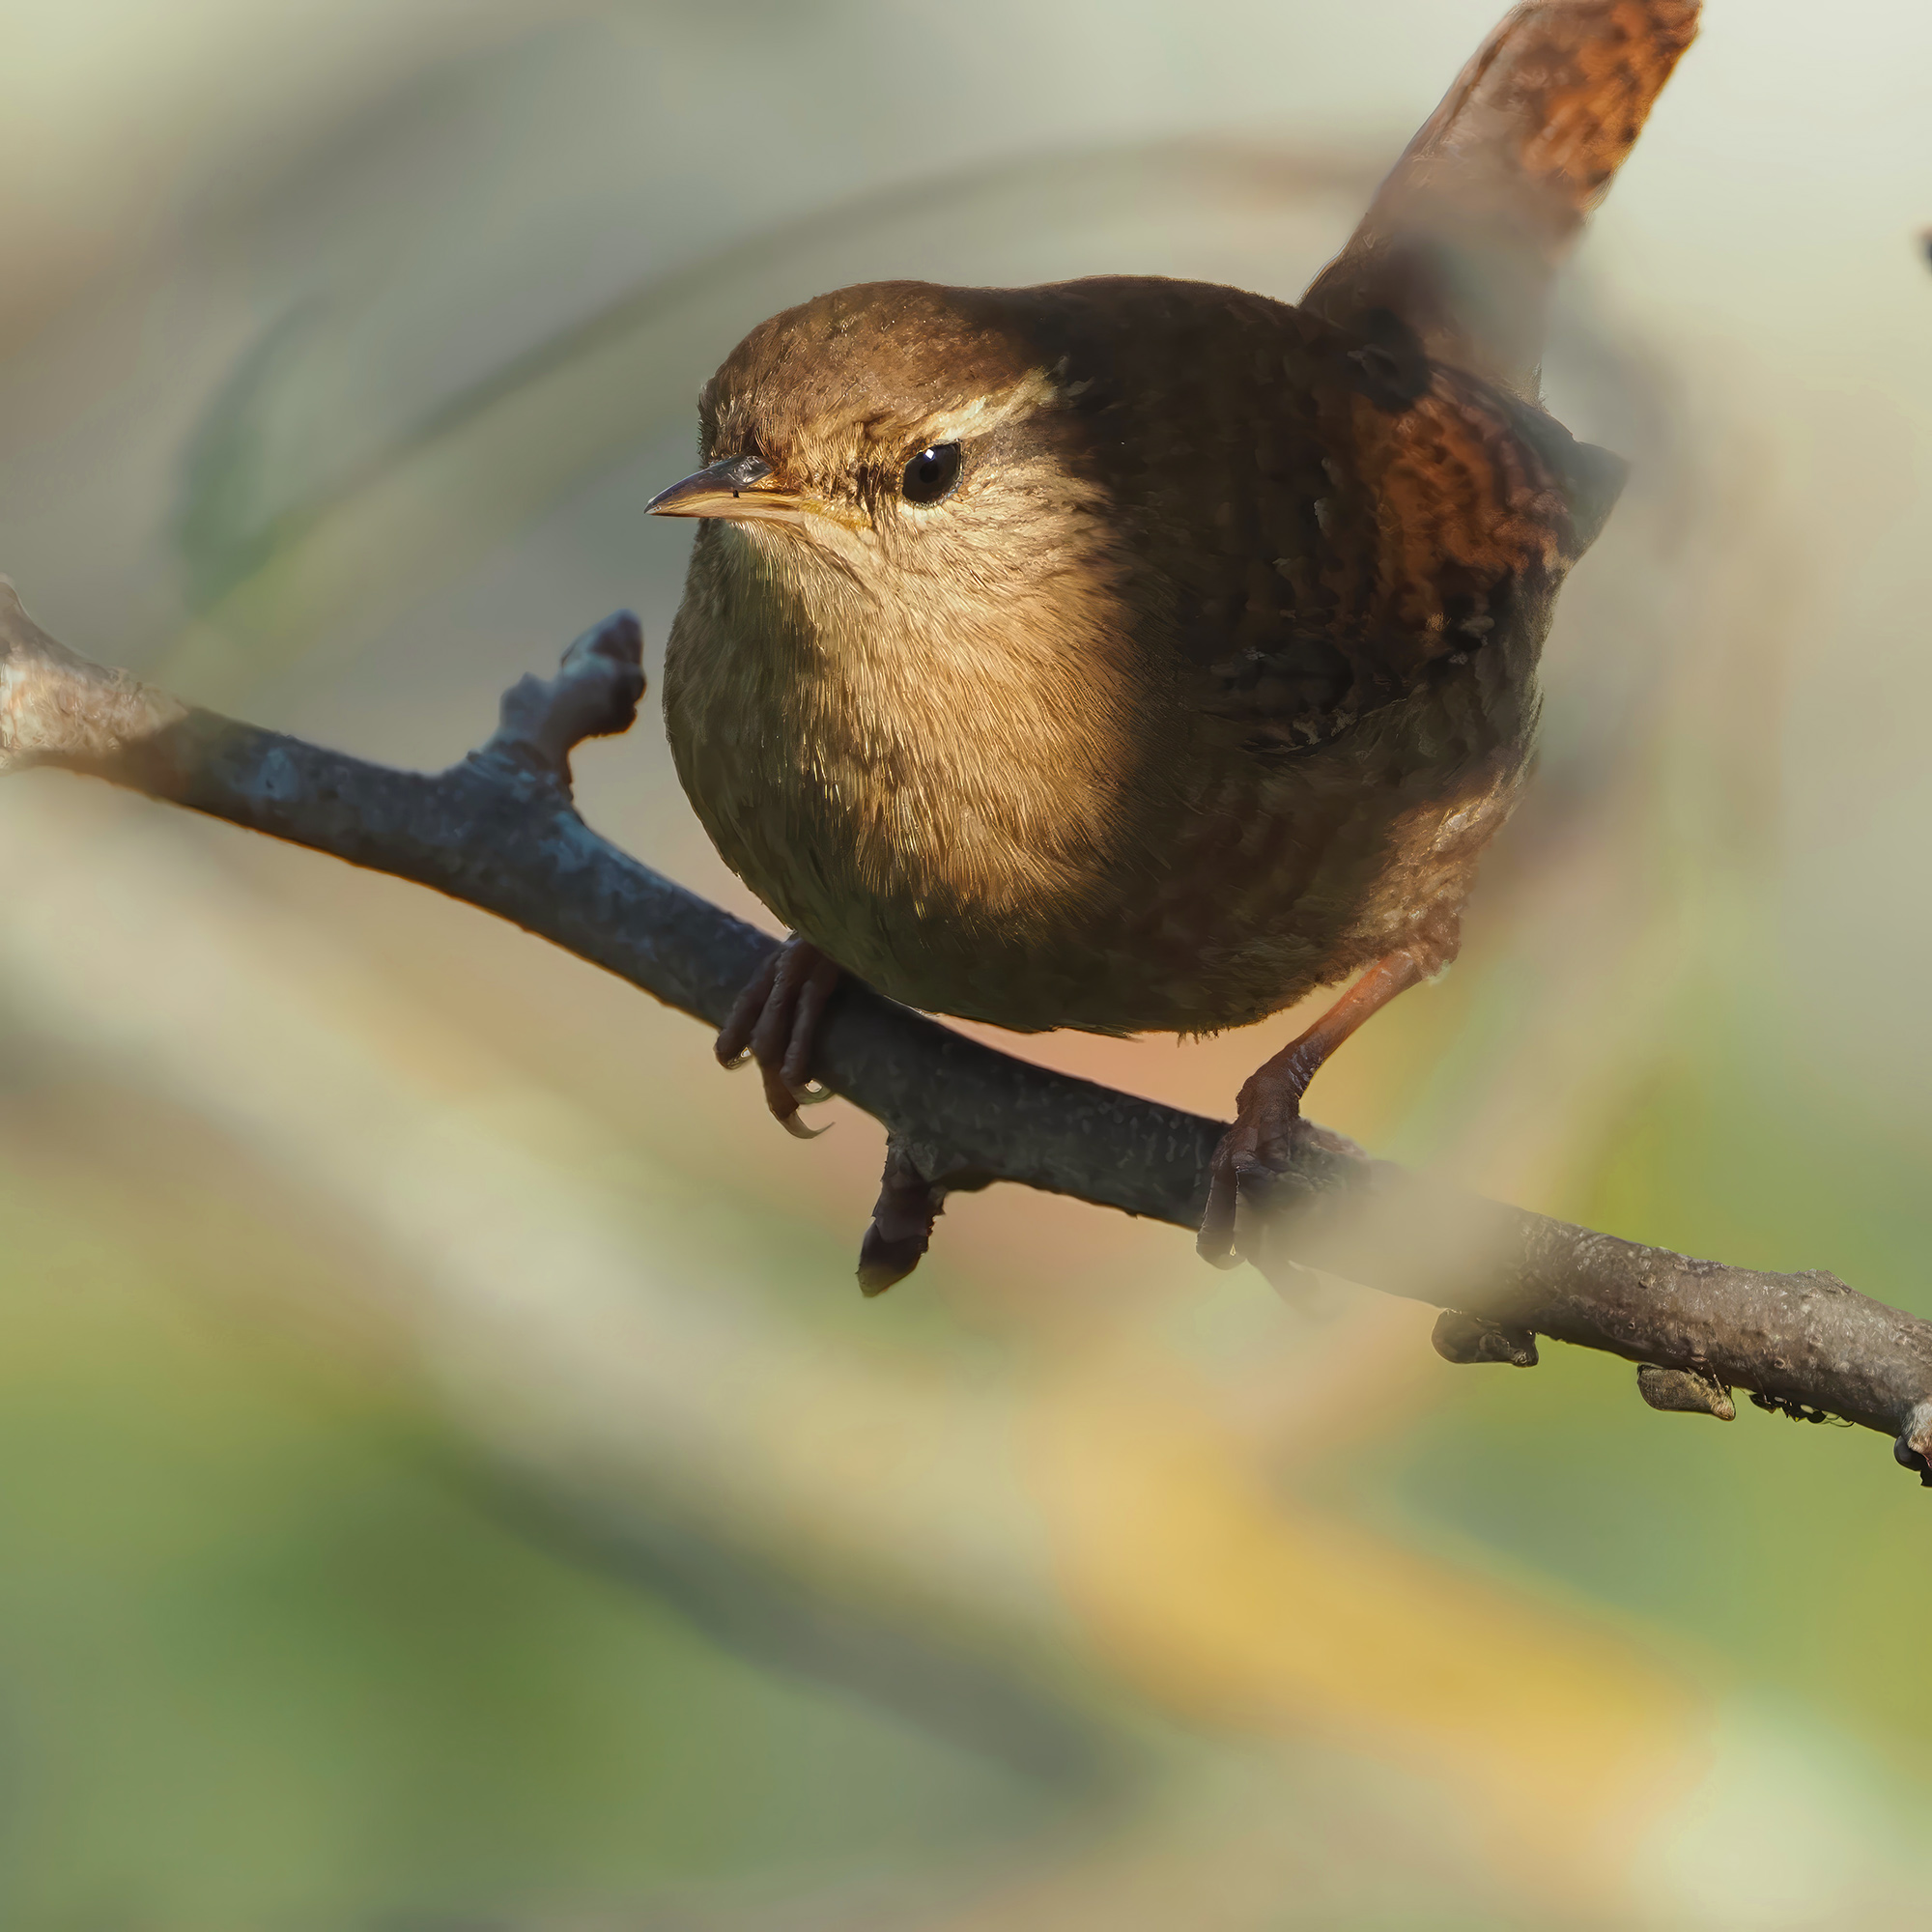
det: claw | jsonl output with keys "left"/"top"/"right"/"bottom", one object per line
{"left": 762, "top": 1061, "right": 831, "bottom": 1140}
{"left": 1196, "top": 1163, "right": 1243, "bottom": 1266}
{"left": 716, "top": 936, "right": 843, "bottom": 1132}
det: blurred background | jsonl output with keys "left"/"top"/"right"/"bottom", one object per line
{"left": 0, "top": 1, "right": 1928, "bottom": 1925}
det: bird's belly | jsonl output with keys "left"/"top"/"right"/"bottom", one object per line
{"left": 709, "top": 735, "right": 1521, "bottom": 1039}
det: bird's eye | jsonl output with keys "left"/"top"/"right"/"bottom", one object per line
{"left": 900, "top": 442, "right": 962, "bottom": 505}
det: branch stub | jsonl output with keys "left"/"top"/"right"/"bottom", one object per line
{"left": 1433, "top": 1311, "right": 1538, "bottom": 1368}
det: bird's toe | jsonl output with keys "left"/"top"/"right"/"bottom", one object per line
{"left": 716, "top": 937, "right": 842, "bottom": 1131}
{"left": 1198, "top": 1123, "right": 1262, "bottom": 1267}
{"left": 1199, "top": 1081, "right": 1313, "bottom": 1269}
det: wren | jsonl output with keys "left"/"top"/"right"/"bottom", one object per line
{"left": 649, "top": 0, "right": 1700, "bottom": 1277}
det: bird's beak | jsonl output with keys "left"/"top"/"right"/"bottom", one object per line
{"left": 645, "top": 453, "right": 805, "bottom": 525}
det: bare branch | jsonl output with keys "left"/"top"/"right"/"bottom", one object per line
{"left": 0, "top": 577, "right": 187, "bottom": 775}
{"left": 5, "top": 578, "right": 1929, "bottom": 1486}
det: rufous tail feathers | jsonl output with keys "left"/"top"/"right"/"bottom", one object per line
{"left": 1303, "top": 0, "right": 1700, "bottom": 398}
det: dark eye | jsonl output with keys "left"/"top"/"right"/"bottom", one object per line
{"left": 900, "top": 442, "right": 962, "bottom": 505}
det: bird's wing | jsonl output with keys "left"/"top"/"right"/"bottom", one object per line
{"left": 1194, "top": 0, "right": 1694, "bottom": 752}
{"left": 1192, "top": 347, "right": 1626, "bottom": 757}
{"left": 1302, "top": 0, "right": 1700, "bottom": 398}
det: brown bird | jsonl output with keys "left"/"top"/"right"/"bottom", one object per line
{"left": 650, "top": 0, "right": 1699, "bottom": 1281}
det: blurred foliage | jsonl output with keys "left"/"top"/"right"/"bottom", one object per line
{"left": 0, "top": 1092, "right": 1069, "bottom": 1926}
{"left": 3, "top": 3, "right": 1932, "bottom": 1928}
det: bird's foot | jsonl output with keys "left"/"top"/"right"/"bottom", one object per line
{"left": 1196, "top": 1047, "right": 1321, "bottom": 1271}
{"left": 716, "top": 937, "right": 841, "bottom": 1137}
{"left": 1197, "top": 954, "right": 1427, "bottom": 1273}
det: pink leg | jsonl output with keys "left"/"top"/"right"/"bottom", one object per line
{"left": 1198, "top": 952, "right": 1425, "bottom": 1266}
{"left": 716, "top": 937, "right": 842, "bottom": 1138}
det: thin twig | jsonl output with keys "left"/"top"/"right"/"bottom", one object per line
{"left": 5, "top": 578, "right": 1929, "bottom": 1485}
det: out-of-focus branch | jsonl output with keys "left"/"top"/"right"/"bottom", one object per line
{"left": 5, "top": 578, "right": 1930, "bottom": 1486}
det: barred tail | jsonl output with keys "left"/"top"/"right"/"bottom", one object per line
{"left": 1303, "top": 0, "right": 1700, "bottom": 397}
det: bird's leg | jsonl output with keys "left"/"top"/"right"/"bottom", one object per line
{"left": 1198, "top": 952, "right": 1425, "bottom": 1267}
{"left": 716, "top": 936, "right": 842, "bottom": 1137}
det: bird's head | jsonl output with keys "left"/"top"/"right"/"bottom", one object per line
{"left": 647, "top": 281, "right": 1114, "bottom": 611}
{"left": 650, "top": 279, "right": 1166, "bottom": 919}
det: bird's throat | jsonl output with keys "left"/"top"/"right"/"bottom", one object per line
{"left": 665, "top": 519, "right": 1156, "bottom": 993}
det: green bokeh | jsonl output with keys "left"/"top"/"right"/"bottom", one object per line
{"left": 0, "top": 1126, "right": 1060, "bottom": 1927}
